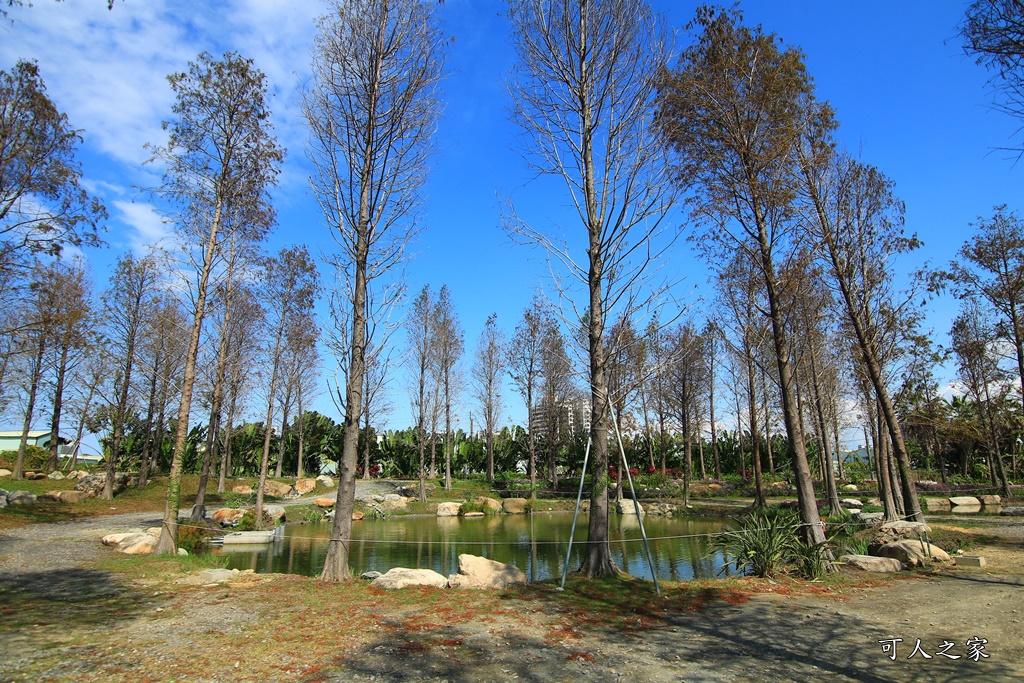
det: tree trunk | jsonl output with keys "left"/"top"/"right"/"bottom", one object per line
{"left": 47, "top": 335, "right": 72, "bottom": 471}
{"left": 754, "top": 208, "right": 825, "bottom": 546}
{"left": 156, "top": 198, "right": 223, "bottom": 555}
{"left": 13, "top": 329, "right": 47, "bottom": 480}
{"left": 746, "top": 351, "right": 766, "bottom": 507}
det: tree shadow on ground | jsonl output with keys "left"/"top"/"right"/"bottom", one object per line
{"left": 309, "top": 578, "right": 1023, "bottom": 683}
{"left": 0, "top": 567, "right": 153, "bottom": 635}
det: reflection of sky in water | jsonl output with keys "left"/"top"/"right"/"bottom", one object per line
{"left": 216, "top": 512, "right": 734, "bottom": 582}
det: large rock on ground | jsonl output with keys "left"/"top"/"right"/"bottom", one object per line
{"left": 371, "top": 568, "right": 449, "bottom": 590}
{"left": 617, "top": 499, "right": 645, "bottom": 515}
{"left": 75, "top": 473, "right": 130, "bottom": 498}
{"left": 841, "top": 498, "right": 864, "bottom": 509}
{"left": 314, "top": 497, "right": 335, "bottom": 508}
{"left": 474, "top": 496, "right": 503, "bottom": 513}
{"left": 874, "top": 540, "right": 950, "bottom": 568}
{"left": 448, "top": 554, "right": 527, "bottom": 589}
{"left": 231, "top": 485, "right": 253, "bottom": 495}
{"left": 0, "top": 468, "right": 12, "bottom": 477}
{"left": 101, "top": 530, "right": 159, "bottom": 555}
{"left": 47, "top": 471, "right": 65, "bottom": 480}
{"left": 924, "top": 497, "right": 951, "bottom": 512}
{"left": 871, "top": 521, "right": 931, "bottom": 546}
{"left": 316, "top": 475, "right": 335, "bottom": 488}
{"left": 949, "top": 496, "right": 981, "bottom": 507}
{"left": 7, "top": 490, "right": 37, "bottom": 505}
{"left": 841, "top": 484, "right": 858, "bottom": 491}
{"left": 980, "top": 495, "right": 1001, "bottom": 506}
{"left": 294, "top": 478, "right": 316, "bottom": 495}
{"left": 212, "top": 508, "right": 246, "bottom": 526}
{"left": 840, "top": 554, "right": 903, "bottom": 572}
{"left": 262, "top": 480, "right": 293, "bottom": 497}
{"left": 1000, "top": 507, "right": 1024, "bottom": 516}
{"left": 436, "top": 501, "right": 462, "bottom": 517}
{"left": 263, "top": 504, "right": 286, "bottom": 523}
{"left": 502, "top": 497, "right": 529, "bottom": 514}
{"left": 58, "top": 490, "right": 88, "bottom": 503}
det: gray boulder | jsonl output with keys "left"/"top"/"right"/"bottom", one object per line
{"left": 371, "top": 568, "right": 449, "bottom": 590}
{"left": 502, "top": 497, "right": 529, "bottom": 514}
{"left": 436, "top": 501, "right": 462, "bottom": 517}
{"left": 75, "top": 472, "right": 130, "bottom": 498}
{"left": 1000, "top": 506, "right": 1024, "bottom": 516}
{"left": 874, "top": 540, "right": 950, "bottom": 567}
{"left": 871, "top": 520, "right": 931, "bottom": 547}
{"left": 617, "top": 499, "right": 645, "bottom": 515}
{"left": 840, "top": 554, "right": 903, "bottom": 572}
{"left": 448, "top": 554, "right": 527, "bottom": 589}
{"left": 7, "top": 490, "right": 37, "bottom": 505}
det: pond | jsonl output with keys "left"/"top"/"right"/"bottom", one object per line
{"left": 215, "top": 512, "right": 736, "bottom": 582}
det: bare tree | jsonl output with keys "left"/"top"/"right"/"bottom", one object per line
{"left": 509, "top": 295, "right": 547, "bottom": 496}
{"left": 306, "top": 0, "right": 445, "bottom": 582}
{"left": 432, "top": 285, "right": 463, "bottom": 491}
{"left": 253, "top": 246, "right": 319, "bottom": 525}
{"left": 797, "top": 138, "right": 924, "bottom": 522}
{"left": 950, "top": 298, "right": 1013, "bottom": 497}
{"left": 539, "top": 318, "right": 573, "bottom": 488}
{"left": 407, "top": 285, "right": 437, "bottom": 503}
{"left": 101, "top": 252, "right": 162, "bottom": 499}
{"left": 506, "top": 0, "right": 675, "bottom": 578}
{"left": 472, "top": 313, "right": 506, "bottom": 483}
{"left": 44, "top": 260, "right": 91, "bottom": 471}
{"left": 961, "top": 0, "right": 1024, "bottom": 155}
{"left": 216, "top": 287, "right": 264, "bottom": 491}
{"left": 150, "top": 52, "right": 283, "bottom": 554}
{"left": 11, "top": 261, "right": 61, "bottom": 479}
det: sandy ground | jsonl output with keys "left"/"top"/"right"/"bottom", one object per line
{"left": 1, "top": 508, "right": 1022, "bottom": 682}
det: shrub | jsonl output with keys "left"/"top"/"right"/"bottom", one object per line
{"left": 300, "top": 505, "right": 327, "bottom": 523}
{"left": 637, "top": 472, "right": 670, "bottom": 489}
{"left": 0, "top": 446, "right": 49, "bottom": 472}
{"left": 790, "top": 540, "right": 835, "bottom": 580}
{"left": 709, "top": 507, "right": 800, "bottom": 578}
{"left": 235, "top": 510, "right": 275, "bottom": 531}
{"left": 458, "top": 500, "right": 486, "bottom": 516}
{"left": 177, "top": 524, "right": 213, "bottom": 555}
{"left": 494, "top": 471, "right": 521, "bottom": 488}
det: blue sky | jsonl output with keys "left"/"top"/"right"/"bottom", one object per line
{"left": 2, "top": 1, "right": 1021, "bottom": 441}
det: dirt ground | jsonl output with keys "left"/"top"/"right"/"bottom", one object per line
{"left": 1, "top": 511, "right": 1022, "bottom": 683}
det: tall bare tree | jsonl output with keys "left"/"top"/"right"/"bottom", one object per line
{"left": 101, "top": 252, "right": 162, "bottom": 499}
{"left": 254, "top": 246, "right": 319, "bottom": 525}
{"left": 150, "top": 52, "right": 283, "bottom": 554}
{"left": 509, "top": 295, "right": 547, "bottom": 496}
{"left": 507, "top": 0, "right": 674, "bottom": 578}
{"left": 306, "top": 0, "right": 445, "bottom": 582}
{"left": 432, "top": 285, "right": 463, "bottom": 491}
{"left": 472, "top": 313, "right": 506, "bottom": 483}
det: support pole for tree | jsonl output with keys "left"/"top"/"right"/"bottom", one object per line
{"left": 611, "top": 411, "right": 661, "bottom": 596}
{"left": 560, "top": 436, "right": 592, "bottom": 591}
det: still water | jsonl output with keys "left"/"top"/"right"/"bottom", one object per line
{"left": 216, "top": 512, "right": 735, "bottom": 582}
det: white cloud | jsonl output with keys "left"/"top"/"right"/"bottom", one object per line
{"left": 112, "top": 200, "right": 172, "bottom": 253}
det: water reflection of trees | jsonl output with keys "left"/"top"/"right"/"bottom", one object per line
{"left": 216, "top": 512, "right": 731, "bottom": 581}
